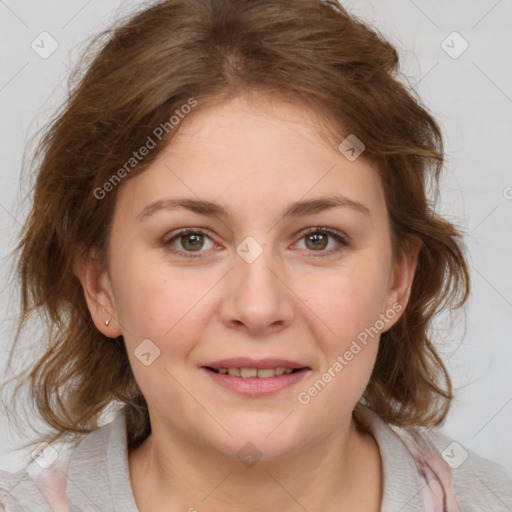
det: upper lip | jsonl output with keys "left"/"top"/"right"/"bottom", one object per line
{"left": 202, "top": 358, "right": 309, "bottom": 370}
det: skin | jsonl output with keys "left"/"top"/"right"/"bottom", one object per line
{"left": 77, "top": 92, "right": 421, "bottom": 512}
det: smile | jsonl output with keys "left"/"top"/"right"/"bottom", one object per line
{"left": 201, "top": 366, "right": 310, "bottom": 396}
{"left": 207, "top": 367, "right": 300, "bottom": 378}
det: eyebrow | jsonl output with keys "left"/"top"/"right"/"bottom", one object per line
{"left": 137, "top": 194, "right": 371, "bottom": 221}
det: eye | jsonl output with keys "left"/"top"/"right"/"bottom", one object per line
{"left": 294, "top": 227, "right": 348, "bottom": 256}
{"left": 163, "top": 228, "right": 217, "bottom": 257}
{"left": 163, "top": 226, "right": 348, "bottom": 259}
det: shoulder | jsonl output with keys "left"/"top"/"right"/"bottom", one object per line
{"left": 1, "top": 407, "right": 130, "bottom": 512}
{"left": 393, "top": 423, "right": 512, "bottom": 511}
{"left": 0, "top": 466, "right": 51, "bottom": 511}
{"left": 426, "top": 429, "right": 512, "bottom": 511}
{"left": 0, "top": 442, "right": 76, "bottom": 512}
{"left": 357, "top": 403, "right": 512, "bottom": 512}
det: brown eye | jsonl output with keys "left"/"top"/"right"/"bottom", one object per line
{"left": 164, "top": 228, "right": 216, "bottom": 257}
{"left": 295, "top": 227, "right": 348, "bottom": 256}
{"left": 305, "top": 232, "right": 329, "bottom": 251}
{"left": 180, "top": 233, "right": 205, "bottom": 251}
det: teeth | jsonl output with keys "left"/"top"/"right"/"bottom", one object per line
{"left": 217, "top": 367, "right": 296, "bottom": 378}
{"left": 240, "top": 368, "right": 258, "bottom": 378}
{"left": 256, "top": 368, "right": 277, "bottom": 378}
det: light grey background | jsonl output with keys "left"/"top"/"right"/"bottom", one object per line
{"left": 1, "top": 0, "right": 511, "bottom": 473}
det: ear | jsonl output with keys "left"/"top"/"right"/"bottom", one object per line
{"left": 381, "top": 234, "right": 423, "bottom": 332}
{"left": 73, "top": 248, "right": 122, "bottom": 338}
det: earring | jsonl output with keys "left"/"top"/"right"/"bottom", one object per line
{"left": 105, "top": 318, "right": 111, "bottom": 326}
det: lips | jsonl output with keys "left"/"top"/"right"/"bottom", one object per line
{"left": 201, "top": 358, "right": 311, "bottom": 396}
{"left": 202, "top": 357, "right": 308, "bottom": 371}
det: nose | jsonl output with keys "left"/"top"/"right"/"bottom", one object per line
{"left": 219, "top": 245, "right": 295, "bottom": 337}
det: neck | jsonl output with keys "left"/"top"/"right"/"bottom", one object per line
{"left": 128, "top": 413, "right": 383, "bottom": 512}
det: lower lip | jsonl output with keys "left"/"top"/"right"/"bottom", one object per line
{"left": 201, "top": 368, "right": 310, "bottom": 396}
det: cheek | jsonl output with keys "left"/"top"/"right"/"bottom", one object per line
{"left": 114, "top": 261, "right": 214, "bottom": 408}
{"left": 294, "top": 267, "right": 387, "bottom": 414}
{"left": 299, "top": 258, "right": 391, "bottom": 345}
{"left": 110, "top": 248, "right": 213, "bottom": 353}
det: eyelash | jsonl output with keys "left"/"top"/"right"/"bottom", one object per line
{"left": 163, "top": 227, "right": 348, "bottom": 259}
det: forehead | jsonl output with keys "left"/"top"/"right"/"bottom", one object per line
{"left": 115, "top": 93, "right": 387, "bottom": 224}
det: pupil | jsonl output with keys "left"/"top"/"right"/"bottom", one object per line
{"left": 183, "top": 234, "right": 203, "bottom": 251}
{"left": 307, "top": 232, "right": 327, "bottom": 250}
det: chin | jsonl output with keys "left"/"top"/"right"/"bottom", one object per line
{"left": 213, "top": 418, "right": 308, "bottom": 461}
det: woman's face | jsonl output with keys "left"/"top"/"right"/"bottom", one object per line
{"left": 83, "top": 93, "right": 418, "bottom": 459}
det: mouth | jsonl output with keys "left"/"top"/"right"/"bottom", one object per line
{"left": 200, "top": 358, "right": 311, "bottom": 396}
{"left": 203, "top": 366, "right": 306, "bottom": 378}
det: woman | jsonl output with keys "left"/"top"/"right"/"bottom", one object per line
{"left": 1, "top": 0, "right": 511, "bottom": 510}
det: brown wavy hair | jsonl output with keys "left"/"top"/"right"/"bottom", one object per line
{"left": 2, "top": 0, "right": 470, "bottom": 458}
